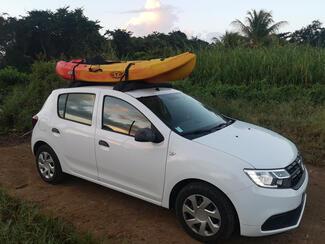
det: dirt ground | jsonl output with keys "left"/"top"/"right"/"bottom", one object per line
{"left": 0, "top": 142, "right": 324, "bottom": 243}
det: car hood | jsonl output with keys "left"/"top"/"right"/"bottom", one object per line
{"left": 194, "top": 121, "right": 297, "bottom": 169}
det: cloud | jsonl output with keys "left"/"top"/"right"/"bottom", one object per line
{"left": 185, "top": 30, "right": 221, "bottom": 43}
{"left": 121, "top": 6, "right": 168, "bottom": 14}
{"left": 125, "top": 0, "right": 178, "bottom": 36}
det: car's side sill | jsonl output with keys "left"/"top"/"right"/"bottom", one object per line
{"left": 65, "top": 171, "right": 163, "bottom": 207}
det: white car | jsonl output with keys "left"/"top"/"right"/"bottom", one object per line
{"left": 31, "top": 84, "right": 308, "bottom": 242}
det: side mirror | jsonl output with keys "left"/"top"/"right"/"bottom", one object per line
{"left": 134, "top": 128, "right": 164, "bottom": 143}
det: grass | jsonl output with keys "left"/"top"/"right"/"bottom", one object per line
{"left": 0, "top": 190, "right": 99, "bottom": 244}
{"left": 176, "top": 80, "right": 325, "bottom": 166}
{"left": 192, "top": 45, "right": 325, "bottom": 85}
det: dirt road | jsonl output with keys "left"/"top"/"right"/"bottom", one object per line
{"left": 0, "top": 143, "right": 324, "bottom": 243}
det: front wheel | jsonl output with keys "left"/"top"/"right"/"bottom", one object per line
{"left": 175, "top": 182, "right": 237, "bottom": 242}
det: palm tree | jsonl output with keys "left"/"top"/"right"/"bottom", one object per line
{"left": 232, "top": 10, "right": 287, "bottom": 47}
{"left": 221, "top": 31, "right": 247, "bottom": 48}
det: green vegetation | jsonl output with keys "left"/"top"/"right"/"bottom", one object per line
{"left": 0, "top": 8, "right": 105, "bottom": 70}
{"left": 0, "top": 189, "right": 97, "bottom": 244}
{"left": 231, "top": 9, "right": 287, "bottom": 47}
{"left": 0, "top": 62, "right": 67, "bottom": 133}
{"left": 193, "top": 46, "right": 325, "bottom": 85}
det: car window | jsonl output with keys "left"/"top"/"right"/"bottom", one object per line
{"left": 102, "top": 96, "right": 151, "bottom": 136}
{"left": 139, "top": 92, "right": 231, "bottom": 139}
{"left": 58, "top": 94, "right": 67, "bottom": 117}
{"left": 58, "top": 93, "right": 95, "bottom": 125}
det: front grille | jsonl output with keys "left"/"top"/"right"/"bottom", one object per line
{"left": 285, "top": 155, "right": 304, "bottom": 189}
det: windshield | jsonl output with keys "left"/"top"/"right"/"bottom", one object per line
{"left": 138, "top": 92, "right": 234, "bottom": 139}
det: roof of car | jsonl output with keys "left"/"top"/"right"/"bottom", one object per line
{"left": 53, "top": 86, "right": 179, "bottom": 98}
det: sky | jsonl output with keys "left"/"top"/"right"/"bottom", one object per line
{"left": 1, "top": 0, "right": 324, "bottom": 41}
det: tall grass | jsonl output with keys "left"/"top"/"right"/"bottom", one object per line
{"left": 191, "top": 45, "right": 325, "bottom": 85}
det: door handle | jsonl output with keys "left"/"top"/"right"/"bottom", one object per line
{"left": 52, "top": 128, "right": 60, "bottom": 134}
{"left": 99, "top": 140, "right": 109, "bottom": 147}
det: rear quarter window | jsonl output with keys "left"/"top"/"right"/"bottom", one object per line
{"left": 57, "top": 93, "right": 95, "bottom": 126}
{"left": 58, "top": 94, "right": 67, "bottom": 117}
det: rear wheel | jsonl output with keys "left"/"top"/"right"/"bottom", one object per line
{"left": 36, "top": 145, "right": 64, "bottom": 184}
{"left": 175, "top": 182, "right": 236, "bottom": 242}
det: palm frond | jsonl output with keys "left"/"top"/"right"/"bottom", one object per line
{"left": 268, "top": 21, "right": 288, "bottom": 33}
{"left": 232, "top": 9, "right": 288, "bottom": 44}
{"left": 231, "top": 19, "right": 251, "bottom": 37}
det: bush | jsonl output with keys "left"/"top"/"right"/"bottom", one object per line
{"left": 0, "top": 62, "right": 67, "bottom": 132}
{"left": 0, "top": 67, "right": 29, "bottom": 87}
{"left": 0, "top": 67, "right": 29, "bottom": 104}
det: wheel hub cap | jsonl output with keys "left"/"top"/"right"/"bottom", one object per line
{"left": 196, "top": 209, "right": 208, "bottom": 221}
{"left": 182, "top": 194, "right": 221, "bottom": 237}
{"left": 38, "top": 152, "right": 55, "bottom": 179}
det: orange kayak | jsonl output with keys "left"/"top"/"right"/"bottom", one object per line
{"left": 56, "top": 52, "right": 196, "bottom": 83}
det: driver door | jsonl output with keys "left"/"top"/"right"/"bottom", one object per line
{"left": 95, "top": 92, "right": 170, "bottom": 203}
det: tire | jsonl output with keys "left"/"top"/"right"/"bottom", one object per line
{"left": 175, "top": 182, "right": 236, "bottom": 243}
{"left": 35, "top": 145, "right": 64, "bottom": 184}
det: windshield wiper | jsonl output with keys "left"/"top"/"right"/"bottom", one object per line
{"left": 183, "top": 121, "right": 232, "bottom": 136}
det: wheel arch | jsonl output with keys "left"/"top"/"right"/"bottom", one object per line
{"left": 33, "top": 140, "right": 52, "bottom": 155}
{"left": 168, "top": 178, "right": 240, "bottom": 234}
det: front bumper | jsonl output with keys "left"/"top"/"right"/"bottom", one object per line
{"left": 231, "top": 169, "right": 308, "bottom": 237}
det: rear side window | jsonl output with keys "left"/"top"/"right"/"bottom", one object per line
{"left": 102, "top": 96, "right": 151, "bottom": 136}
{"left": 58, "top": 94, "right": 67, "bottom": 117}
{"left": 58, "top": 93, "right": 95, "bottom": 125}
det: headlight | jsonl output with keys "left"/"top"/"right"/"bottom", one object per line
{"left": 244, "top": 169, "right": 291, "bottom": 188}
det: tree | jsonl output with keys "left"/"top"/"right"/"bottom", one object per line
{"left": 288, "top": 20, "right": 325, "bottom": 47}
{"left": 1, "top": 8, "right": 105, "bottom": 69}
{"left": 105, "top": 29, "right": 134, "bottom": 58}
{"left": 104, "top": 29, "right": 208, "bottom": 60}
{"left": 232, "top": 10, "right": 287, "bottom": 47}
{"left": 188, "top": 37, "right": 209, "bottom": 50}
{"left": 142, "top": 32, "right": 172, "bottom": 57}
{"left": 0, "top": 14, "right": 16, "bottom": 67}
{"left": 220, "top": 31, "right": 247, "bottom": 48}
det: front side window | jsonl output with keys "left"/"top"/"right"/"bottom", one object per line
{"left": 102, "top": 96, "right": 151, "bottom": 136}
{"left": 58, "top": 93, "right": 95, "bottom": 125}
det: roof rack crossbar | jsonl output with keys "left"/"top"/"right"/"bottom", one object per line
{"left": 113, "top": 81, "right": 172, "bottom": 92}
{"left": 68, "top": 81, "right": 173, "bottom": 92}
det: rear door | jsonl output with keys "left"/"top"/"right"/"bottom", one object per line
{"left": 95, "top": 91, "right": 171, "bottom": 203}
{"left": 51, "top": 91, "right": 98, "bottom": 180}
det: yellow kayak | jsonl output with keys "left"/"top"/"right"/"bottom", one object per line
{"left": 56, "top": 52, "right": 196, "bottom": 83}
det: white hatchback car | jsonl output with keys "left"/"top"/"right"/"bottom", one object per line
{"left": 31, "top": 84, "right": 308, "bottom": 242}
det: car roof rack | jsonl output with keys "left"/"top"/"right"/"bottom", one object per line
{"left": 113, "top": 81, "right": 173, "bottom": 92}
{"left": 68, "top": 81, "right": 173, "bottom": 92}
